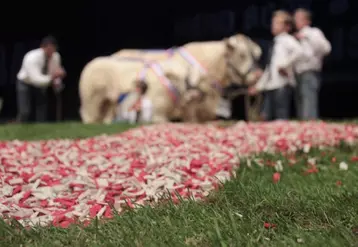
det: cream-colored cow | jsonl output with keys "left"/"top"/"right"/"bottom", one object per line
{"left": 112, "top": 49, "right": 174, "bottom": 61}
{"left": 146, "top": 34, "right": 262, "bottom": 122}
{"left": 115, "top": 34, "right": 262, "bottom": 122}
{"left": 79, "top": 56, "right": 209, "bottom": 124}
{"left": 79, "top": 33, "right": 262, "bottom": 124}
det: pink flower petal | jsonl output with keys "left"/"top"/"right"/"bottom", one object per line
{"left": 0, "top": 121, "right": 356, "bottom": 227}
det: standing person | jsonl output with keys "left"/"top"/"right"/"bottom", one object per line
{"left": 248, "top": 10, "right": 303, "bottom": 121}
{"left": 294, "top": 8, "right": 331, "bottom": 120}
{"left": 16, "top": 36, "right": 65, "bottom": 123}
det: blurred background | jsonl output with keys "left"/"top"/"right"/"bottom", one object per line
{"left": 0, "top": 0, "right": 357, "bottom": 122}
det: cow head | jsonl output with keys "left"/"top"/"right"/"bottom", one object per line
{"left": 161, "top": 62, "right": 217, "bottom": 108}
{"left": 225, "top": 34, "right": 262, "bottom": 86}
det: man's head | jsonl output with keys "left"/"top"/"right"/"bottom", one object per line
{"left": 41, "top": 35, "right": 58, "bottom": 58}
{"left": 135, "top": 80, "right": 148, "bottom": 95}
{"left": 294, "top": 8, "right": 311, "bottom": 31}
{"left": 271, "top": 10, "right": 293, "bottom": 36}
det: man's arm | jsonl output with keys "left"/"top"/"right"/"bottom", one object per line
{"left": 23, "top": 54, "right": 52, "bottom": 87}
{"left": 51, "top": 53, "right": 66, "bottom": 92}
{"left": 53, "top": 53, "right": 66, "bottom": 77}
{"left": 278, "top": 36, "right": 303, "bottom": 69}
{"left": 307, "top": 28, "right": 331, "bottom": 56}
{"left": 253, "top": 68, "right": 269, "bottom": 92}
{"left": 298, "top": 38, "right": 314, "bottom": 57}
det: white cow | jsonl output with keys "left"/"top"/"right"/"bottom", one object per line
{"left": 79, "top": 33, "right": 262, "bottom": 123}
{"left": 79, "top": 57, "right": 209, "bottom": 123}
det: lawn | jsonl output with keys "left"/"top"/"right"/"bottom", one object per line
{"left": 0, "top": 122, "right": 358, "bottom": 246}
{"left": 0, "top": 122, "right": 137, "bottom": 140}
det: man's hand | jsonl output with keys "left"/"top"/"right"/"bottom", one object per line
{"left": 131, "top": 99, "right": 142, "bottom": 111}
{"left": 52, "top": 68, "right": 66, "bottom": 79}
{"left": 294, "top": 32, "right": 304, "bottom": 40}
{"left": 253, "top": 68, "right": 263, "bottom": 80}
{"left": 278, "top": 67, "right": 288, "bottom": 77}
{"left": 248, "top": 86, "right": 258, "bottom": 96}
{"left": 57, "top": 67, "right": 66, "bottom": 77}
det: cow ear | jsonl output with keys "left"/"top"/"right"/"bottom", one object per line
{"left": 247, "top": 37, "right": 262, "bottom": 59}
{"left": 187, "top": 67, "right": 202, "bottom": 87}
{"left": 226, "top": 36, "right": 238, "bottom": 49}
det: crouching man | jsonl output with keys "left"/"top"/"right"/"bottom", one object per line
{"left": 115, "top": 81, "right": 152, "bottom": 124}
{"left": 16, "top": 36, "right": 65, "bottom": 123}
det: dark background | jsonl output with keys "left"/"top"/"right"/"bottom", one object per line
{"left": 0, "top": 0, "right": 357, "bottom": 121}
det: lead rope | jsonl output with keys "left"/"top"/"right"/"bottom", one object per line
{"left": 226, "top": 88, "right": 262, "bottom": 121}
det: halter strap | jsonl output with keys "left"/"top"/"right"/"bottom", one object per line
{"left": 177, "top": 47, "right": 222, "bottom": 93}
{"left": 112, "top": 56, "right": 180, "bottom": 104}
{"left": 150, "top": 63, "right": 180, "bottom": 103}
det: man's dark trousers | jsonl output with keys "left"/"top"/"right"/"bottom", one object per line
{"left": 17, "top": 80, "right": 48, "bottom": 123}
{"left": 261, "top": 85, "right": 292, "bottom": 121}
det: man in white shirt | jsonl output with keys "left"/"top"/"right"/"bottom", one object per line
{"left": 294, "top": 8, "right": 331, "bottom": 120}
{"left": 16, "top": 36, "right": 65, "bottom": 122}
{"left": 248, "top": 10, "right": 303, "bottom": 120}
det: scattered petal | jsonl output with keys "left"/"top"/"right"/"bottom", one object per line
{"left": 264, "top": 222, "right": 276, "bottom": 229}
{"left": 274, "top": 160, "right": 283, "bottom": 172}
{"left": 234, "top": 212, "right": 243, "bottom": 218}
{"left": 297, "top": 238, "right": 304, "bottom": 243}
{"left": 0, "top": 121, "right": 356, "bottom": 227}
{"left": 351, "top": 156, "right": 358, "bottom": 162}
{"left": 272, "top": 172, "right": 281, "bottom": 184}
{"left": 246, "top": 159, "right": 252, "bottom": 168}
{"left": 339, "top": 162, "right": 348, "bottom": 171}
{"left": 303, "top": 165, "right": 319, "bottom": 175}
{"left": 303, "top": 144, "right": 311, "bottom": 153}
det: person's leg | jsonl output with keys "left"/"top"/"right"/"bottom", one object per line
{"left": 300, "top": 71, "right": 321, "bottom": 120}
{"left": 295, "top": 74, "right": 303, "bottom": 119}
{"left": 34, "top": 87, "right": 48, "bottom": 123}
{"left": 260, "top": 90, "right": 274, "bottom": 121}
{"left": 273, "top": 85, "right": 291, "bottom": 120}
{"left": 16, "top": 80, "right": 32, "bottom": 123}
{"left": 127, "top": 110, "right": 137, "bottom": 124}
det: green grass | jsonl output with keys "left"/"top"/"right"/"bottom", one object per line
{"left": 0, "top": 123, "right": 358, "bottom": 246}
{"left": 0, "top": 122, "right": 137, "bottom": 140}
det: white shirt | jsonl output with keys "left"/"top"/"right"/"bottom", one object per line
{"left": 17, "top": 48, "right": 62, "bottom": 87}
{"left": 255, "top": 32, "right": 303, "bottom": 91}
{"left": 294, "top": 26, "right": 331, "bottom": 74}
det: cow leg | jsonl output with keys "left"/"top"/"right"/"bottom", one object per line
{"left": 102, "top": 101, "right": 117, "bottom": 124}
{"left": 150, "top": 97, "right": 171, "bottom": 123}
{"left": 80, "top": 93, "right": 108, "bottom": 124}
{"left": 182, "top": 106, "right": 199, "bottom": 123}
{"left": 195, "top": 100, "right": 217, "bottom": 122}
{"left": 198, "top": 109, "right": 216, "bottom": 122}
